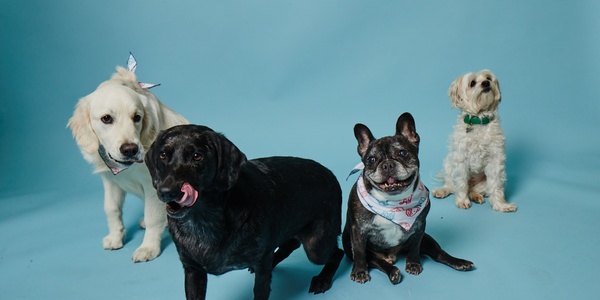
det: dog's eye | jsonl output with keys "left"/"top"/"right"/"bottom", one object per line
{"left": 133, "top": 114, "right": 142, "bottom": 123}
{"left": 101, "top": 115, "right": 113, "bottom": 124}
{"left": 398, "top": 150, "right": 407, "bottom": 158}
{"left": 159, "top": 151, "right": 167, "bottom": 161}
{"left": 193, "top": 153, "right": 203, "bottom": 161}
{"left": 469, "top": 80, "right": 477, "bottom": 88}
{"left": 367, "top": 157, "right": 375, "bottom": 165}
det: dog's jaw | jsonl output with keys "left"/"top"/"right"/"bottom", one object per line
{"left": 365, "top": 173, "right": 418, "bottom": 201}
{"left": 164, "top": 182, "right": 199, "bottom": 219}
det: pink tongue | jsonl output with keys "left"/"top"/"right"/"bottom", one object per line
{"left": 177, "top": 183, "right": 198, "bottom": 208}
{"left": 387, "top": 177, "right": 396, "bottom": 184}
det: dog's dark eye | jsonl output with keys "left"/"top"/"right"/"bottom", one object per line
{"left": 159, "top": 151, "right": 167, "bottom": 161}
{"left": 101, "top": 115, "right": 113, "bottom": 124}
{"left": 367, "top": 157, "right": 375, "bottom": 165}
{"left": 133, "top": 114, "right": 142, "bottom": 123}
{"left": 469, "top": 80, "right": 477, "bottom": 88}
{"left": 193, "top": 153, "right": 203, "bottom": 161}
{"left": 398, "top": 150, "right": 407, "bottom": 158}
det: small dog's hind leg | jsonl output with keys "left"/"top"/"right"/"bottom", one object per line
{"left": 432, "top": 186, "right": 453, "bottom": 198}
{"left": 420, "top": 234, "right": 475, "bottom": 271}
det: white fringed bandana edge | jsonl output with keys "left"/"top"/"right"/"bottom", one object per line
{"left": 349, "top": 162, "right": 430, "bottom": 231}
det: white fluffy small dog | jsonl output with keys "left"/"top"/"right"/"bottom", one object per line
{"left": 68, "top": 66, "right": 188, "bottom": 262}
{"left": 431, "top": 70, "right": 517, "bottom": 212}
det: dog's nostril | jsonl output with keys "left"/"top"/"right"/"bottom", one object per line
{"left": 120, "top": 143, "right": 139, "bottom": 157}
{"left": 158, "top": 187, "right": 181, "bottom": 201}
{"left": 382, "top": 161, "right": 394, "bottom": 172}
{"left": 482, "top": 80, "right": 490, "bottom": 88}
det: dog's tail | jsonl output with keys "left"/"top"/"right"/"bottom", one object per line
{"left": 429, "top": 170, "right": 445, "bottom": 184}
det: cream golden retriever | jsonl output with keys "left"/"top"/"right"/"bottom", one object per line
{"left": 68, "top": 66, "right": 188, "bottom": 262}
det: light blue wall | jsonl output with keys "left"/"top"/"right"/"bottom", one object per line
{"left": 1, "top": 1, "right": 599, "bottom": 299}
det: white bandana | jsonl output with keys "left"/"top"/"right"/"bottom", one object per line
{"left": 350, "top": 163, "right": 429, "bottom": 231}
{"left": 98, "top": 145, "right": 133, "bottom": 175}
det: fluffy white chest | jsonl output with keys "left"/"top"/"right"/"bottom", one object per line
{"left": 373, "top": 215, "right": 405, "bottom": 246}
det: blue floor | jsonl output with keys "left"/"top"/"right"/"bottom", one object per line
{"left": 1, "top": 1, "right": 599, "bottom": 299}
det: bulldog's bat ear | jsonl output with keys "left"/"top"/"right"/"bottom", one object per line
{"left": 354, "top": 123, "right": 375, "bottom": 157}
{"left": 395, "top": 112, "right": 420, "bottom": 145}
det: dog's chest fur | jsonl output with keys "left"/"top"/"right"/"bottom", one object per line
{"left": 451, "top": 120, "right": 505, "bottom": 171}
{"left": 353, "top": 197, "right": 427, "bottom": 251}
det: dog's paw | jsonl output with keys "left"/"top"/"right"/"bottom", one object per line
{"left": 132, "top": 246, "right": 160, "bottom": 263}
{"left": 388, "top": 267, "right": 402, "bottom": 284}
{"left": 468, "top": 192, "right": 485, "bottom": 204}
{"left": 405, "top": 262, "right": 422, "bottom": 275}
{"left": 455, "top": 198, "right": 472, "bottom": 209}
{"left": 102, "top": 234, "right": 124, "bottom": 250}
{"left": 350, "top": 270, "right": 371, "bottom": 284}
{"left": 492, "top": 202, "right": 517, "bottom": 212}
{"left": 309, "top": 275, "right": 332, "bottom": 294}
{"left": 451, "top": 259, "right": 475, "bottom": 271}
{"left": 139, "top": 218, "right": 146, "bottom": 229}
{"left": 431, "top": 188, "right": 451, "bottom": 199}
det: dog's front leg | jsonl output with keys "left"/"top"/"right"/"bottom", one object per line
{"left": 184, "top": 266, "right": 208, "bottom": 300}
{"left": 253, "top": 253, "right": 274, "bottom": 300}
{"left": 450, "top": 161, "right": 471, "bottom": 209}
{"left": 484, "top": 157, "right": 517, "bottom": 212}
{"left": 405, "top": 231, "right": 425, "bottom": 275}
{"left": 349, "top": 224, "right": 371, "bottom": 284}
{"left": 132, "top": 191, "right": 166, "bottom": 262}
{"left": 100, "top": 174, "right": 126, "bottom": 250}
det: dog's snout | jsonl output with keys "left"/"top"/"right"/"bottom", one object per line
{"left": 382, "top": 161, "right": 395, "bottom": 173}
{"left": 482, "top": 80, "right": 490, "bottom": 88}
{"left": 158, "top": 187, "right": 183, "bottom": 202}
{"left": 120, "top": 143, "right": 139, "bottom": 158}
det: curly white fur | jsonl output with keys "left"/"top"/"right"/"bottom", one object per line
{"left": 432, "top": 70, "right": 517, "bottom": 212}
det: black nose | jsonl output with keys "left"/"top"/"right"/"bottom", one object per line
{"left": 482, "top": 80, "right": 490, "bottom": 88}
{"left": 120, "top": 143, "right": 139, "bottom": 158}
{"left": 382, "top": 161, "right": 395, "bottom": 173}
{"left": 158, "top": 187, "right": 183, "bottom": 202}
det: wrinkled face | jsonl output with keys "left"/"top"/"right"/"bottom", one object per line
{"left": 89, "top": 85, "right": 146, "bottom": 166}
{"left": 145, "top": 125, "right": 246, "bottom": 219}
{"left": 361, "top": 136, "right": 419, "bottom": 199}
{"left": 449, "top": 70, "right": 501, "bottom": 115}
{"left": 354, "top": 113, "right": 421, "bottom": 200}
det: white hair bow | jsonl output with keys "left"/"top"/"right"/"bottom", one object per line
{"left": 127, "top": 52, "right": 160, "bottom": 89}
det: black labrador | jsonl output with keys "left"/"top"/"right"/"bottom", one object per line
{"left": 145, "top": 124, "right": 344, "bottom": 300}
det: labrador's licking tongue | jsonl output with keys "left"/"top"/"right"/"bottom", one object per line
{"left": 177, "top": 182, "right": 198, "bottom": 207}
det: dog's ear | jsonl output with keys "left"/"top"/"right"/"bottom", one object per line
{"left": 67, "top": 96, "right": 99, "bottom": 154}
{"left": 395, "top": 112, "right": 420, "bottom": 145}
{"left": 139, "top": 94, "right": 161, "bottom": 151}
{"left": 144, "top": 137, "right": 161, "bottom": 187}
{"left": 354, "top": 123, "right": 374, "bottom": 157}
{"left": 448, "top": 74, "right": 465, "bottom": 109}
{"left": 214, "top": 134, "right": 248, "bottom": 191}
{"left": 493, "top": 77, "right": 502, "bottom": 102}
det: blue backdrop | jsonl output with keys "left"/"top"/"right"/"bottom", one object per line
{"left": 1, "top": 1, "right": 598, "bottom": 299}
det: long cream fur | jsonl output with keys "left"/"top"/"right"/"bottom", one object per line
{"left": 68, "top": 66, "right": 189, "bottom": 262}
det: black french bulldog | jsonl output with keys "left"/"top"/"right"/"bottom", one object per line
{"left": 145, "top": 124, "right": 344, "bottom": 300}
{"left": 342, "top": 112, "right": 474, "bottom": 284}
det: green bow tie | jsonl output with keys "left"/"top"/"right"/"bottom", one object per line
{"left": 464, "top": 115, "right": 490, "bottom": 125}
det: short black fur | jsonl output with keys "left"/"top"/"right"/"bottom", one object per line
{"left": 146, "top": 125, "right": 344, "bottom": 300}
